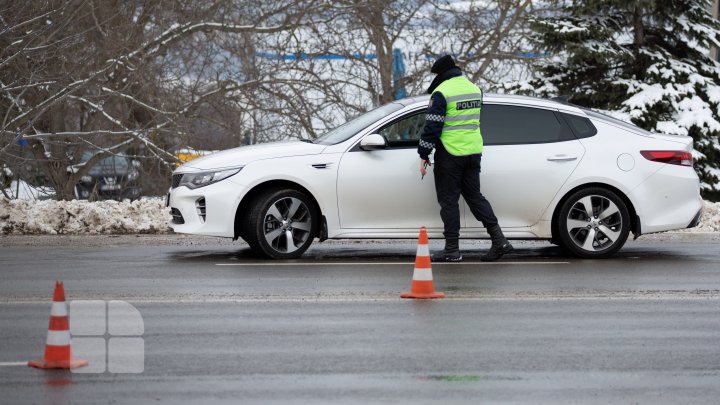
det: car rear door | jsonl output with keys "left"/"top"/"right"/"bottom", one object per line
{"left": 465, "top": 104, "right": 585, "bottom": 229}
{"left": 336, "top": 111, "right": 449, "bottom": 230}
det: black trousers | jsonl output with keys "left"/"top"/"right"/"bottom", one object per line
{"left": 433, "top": 142, "right": 499, "bottom": 240}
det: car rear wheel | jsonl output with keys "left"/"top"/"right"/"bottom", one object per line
{"left": 557, "top": 187, "right": 630, "bottom": 259}
{"left": 243, "top": 188, "right": 318, "bottom": 259}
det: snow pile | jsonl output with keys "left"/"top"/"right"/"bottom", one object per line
{"left": 691, "top": 200, "right": 720, "bottom": 232}
{"left": 0, "top": 197, "right": 172, "bottom": 235}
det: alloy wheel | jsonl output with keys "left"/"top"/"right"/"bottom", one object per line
{"left": 262, "top": 197, "right": 313, "bottom": 253}
{"left": 565, "top": 195, "right": 623, "bottom": 252}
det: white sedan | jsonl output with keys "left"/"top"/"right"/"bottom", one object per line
{"left": 168, "top": 94, "right": 703, "bottom": 259}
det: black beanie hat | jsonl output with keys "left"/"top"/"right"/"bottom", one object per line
{"left": 430, "top": 55, "right": 456, "bottom": 75}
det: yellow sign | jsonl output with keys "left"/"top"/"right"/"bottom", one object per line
{"left": 174, "top": 149, "right": 216, "bottom": 167}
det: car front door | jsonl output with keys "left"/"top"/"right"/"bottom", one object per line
{"left": 465, "top": 104, "right": 585, "bottom": 230}
{"left": 336, "top": 112, "right": 450, "bottom": 231}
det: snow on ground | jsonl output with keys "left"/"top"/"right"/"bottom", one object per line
{"left": 0, "top": 197, "right": 718, "bottom": 235}
{"left": 0, "top": 197, "right": 171, "bottom": 235}
{"left": 687, "top": 199, "right": 720, "bottom": 232}
{"left": 2, "top": 180, "right": 56, "bottom": 200}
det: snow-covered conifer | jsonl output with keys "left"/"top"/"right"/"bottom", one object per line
{"left": 526, "top": 0, "right": 720, "bottom": 200}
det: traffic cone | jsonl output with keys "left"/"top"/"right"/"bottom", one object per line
{"left": 28, "top": 282, "right": 88, "bottom": 369}
{"left": 401, "top": 227, "right": 445, "bottom": 299}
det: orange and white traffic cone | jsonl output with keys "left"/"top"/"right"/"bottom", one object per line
{"left": 401, "top": 227, "right": 445, "bottom": 299}
{"left": 28, "top": 282, "right": 88, "bottom": 369}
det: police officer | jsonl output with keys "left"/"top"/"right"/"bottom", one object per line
{"left": 418, "top": 55, "right": 513, "bottom": 262}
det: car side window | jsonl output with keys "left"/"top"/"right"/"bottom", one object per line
{"left": 481, "top": 104, "right": 575, "bottom": 145}
{"left": 378, "top": 112, "right": 425, "bottom": 148}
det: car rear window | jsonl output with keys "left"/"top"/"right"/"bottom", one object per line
{"left": 560, "top": 113, "right": 598, "bottom": 138}
{"left": 481, "top": 104, "right": 575, "bottom": 145}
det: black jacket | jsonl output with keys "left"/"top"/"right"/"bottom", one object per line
{"left": 417, "top": 67, "right": 463, "bottom": 161}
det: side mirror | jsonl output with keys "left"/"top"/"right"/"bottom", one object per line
{"left": 359, "top": 134, "right": 387, "bottom": 151}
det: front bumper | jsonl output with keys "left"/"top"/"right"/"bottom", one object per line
{"left": 76, "top": 182, "right": 141, "bottom": 200}
{"left": 167, "top": 179, "right": 242, "bottom": 237}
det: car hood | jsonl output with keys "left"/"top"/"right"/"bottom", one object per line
{"left": 175, "top": 141, "right": 325, "bottom": 172}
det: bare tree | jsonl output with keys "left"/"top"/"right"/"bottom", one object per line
{"left": 1, "top": 0, "right": 544, "bottom": 200}
{"left": 252, "top": 0, "right": 540, "bottom": 139}
{"left": 422, "top": 0, "right": 541, "bottom": 88}
{"left": 0, "top": 0, "right": 323, "bottom": 200}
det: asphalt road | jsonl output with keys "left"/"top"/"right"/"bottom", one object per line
{"left": 1, "top": 234, "right": 720, "bottom": 404}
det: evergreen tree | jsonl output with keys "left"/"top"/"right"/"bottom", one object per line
{"left": 524, "top": 0, "right": 720, "bottom": 200}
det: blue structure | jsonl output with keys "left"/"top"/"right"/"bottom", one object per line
{"left": 392, "top": 48, "right": 407, "bottom": 100}
{"left": 256, "top": 52, "right": 377, "bottom": 61}
{"left": 423, "top": 51, "right": 550, "bottom": 60}
{"left": 256, "top": 49, "right": 546, "bottom": 102}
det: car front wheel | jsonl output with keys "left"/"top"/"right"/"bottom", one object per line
{"left": 557, "top": 187, "right": 630, "bottom": 259}
{"left": 243, "top": 188, "right": 318, "bottom": 259}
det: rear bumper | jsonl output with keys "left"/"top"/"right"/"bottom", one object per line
{"left": 687, "top": 208, "right": 702, "bottom": 229}
{"left": 631, "top": 164, "right": 703, "bottom": 234}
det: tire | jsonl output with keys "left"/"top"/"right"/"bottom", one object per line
{"left": 242, "top": 188, "right": 318, "bottom": 259}
{"left": 556, "top": 187, "right": 630, "bottom": 259}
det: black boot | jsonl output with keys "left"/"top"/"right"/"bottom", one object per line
{"left": 432, "top": 238, "right": 462, "bottom": 262}
{"left": 481, "top": 225, "right": 513, "bottom": 262}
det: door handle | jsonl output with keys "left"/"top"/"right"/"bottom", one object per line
{"left": 547, "top": 155, "right": 577, "bottom": 162}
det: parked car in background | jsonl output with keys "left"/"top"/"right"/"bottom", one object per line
{"left": 168, "top": 94, "right": 702, "bottom": 259}
{"left": 71, "top": 152, "right": 141, "bottom": 201}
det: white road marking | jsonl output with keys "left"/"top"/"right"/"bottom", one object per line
{"left": 215, "top": 261, "right": 570, "bottom": 266}
{"left": 2, "top": 292, "right": 719, "bottom": 304}
{"left": 0, "top": 362, "right": 27, "bottom": 367}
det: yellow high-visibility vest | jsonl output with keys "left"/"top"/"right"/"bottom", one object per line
{"left": 433, "top": 76, "right": 484, "bottom": 155}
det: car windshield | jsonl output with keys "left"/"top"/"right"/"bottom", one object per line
{"left": 80, "top": 151, "right": 129, "bottom": 170}
{"left": 313, "top": 103, "right": 404, "bottom": 145}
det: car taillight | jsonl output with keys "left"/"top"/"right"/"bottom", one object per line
{"left": 640, "top": 150, "right": 693, "bottom": 167}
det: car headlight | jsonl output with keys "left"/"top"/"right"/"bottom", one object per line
{"left": 177, "top": 167, "right": 243, "bottom": 189}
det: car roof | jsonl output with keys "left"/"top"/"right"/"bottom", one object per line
{"left": 395, "top": 93, "right": 586, "bottom": 115}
